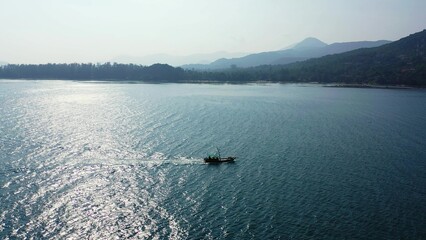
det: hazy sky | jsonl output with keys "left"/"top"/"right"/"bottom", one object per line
{"left": 1, "top": 0, "right": 425, "bottom": 64}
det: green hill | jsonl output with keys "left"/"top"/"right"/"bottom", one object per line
{"left": 285, "top": 29, "right": 426, "bottom": 86}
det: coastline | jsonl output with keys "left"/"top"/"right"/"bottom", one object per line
{"left": 322, "top": 83, "right": 417, "bottom": 89}
{"left": 1, "top": 78, "right": 424, "bottom": 89}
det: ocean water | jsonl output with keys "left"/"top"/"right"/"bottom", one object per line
{"left": 0, "top": 80, "right": 425, "bottom": 239}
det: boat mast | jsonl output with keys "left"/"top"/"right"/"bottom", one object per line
{"left": 216, "top": 147, "right": 221, "bottom": 159}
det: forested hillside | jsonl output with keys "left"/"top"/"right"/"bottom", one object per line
{"left": 1, "top": 30, "right": 425, "bottom": 86}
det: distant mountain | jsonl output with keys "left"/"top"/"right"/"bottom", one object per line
{"left": 0, "top": 61, "right": 8, "bottom": 66}
{"left": 292, "top": 37, "right": 327, "bottom": 50}
{"left": 183, "top": 38, "right": 391, "bottom": 70}
{"left": 183, "top": 29, "right": 425, "bottom": 86}
{"left": 110, "top": 51, "right": 247, "bottom": 67}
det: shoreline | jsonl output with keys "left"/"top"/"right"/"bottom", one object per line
{"left": 322, "top": 83, "right": 417, "bottom": 89}
{"left": 0, "top": 78, "right": 424, "bottom": 89}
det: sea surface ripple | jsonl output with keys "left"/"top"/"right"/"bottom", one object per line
{"left": 0, "top": 80, "right": 425, "bottom": 239}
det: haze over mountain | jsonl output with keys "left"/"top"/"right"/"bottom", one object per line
{"left": 0, "top": 61, "right": 8, "bottom": 66}
{"left": 1, "top": 1, "right": 424, "bottom": 64}
{"left": 183, "top": 38, "right": 391, "bottom": 70}
{"left": 110, "top": 51, "right": 248, "bottom": 66}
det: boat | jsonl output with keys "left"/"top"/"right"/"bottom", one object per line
{"left": 204, "top": 148, "right": 236, "bottom": 163}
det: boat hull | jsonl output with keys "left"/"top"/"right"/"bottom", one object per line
{"left": 204, "top": 157, "right": 236, "bottom": 163}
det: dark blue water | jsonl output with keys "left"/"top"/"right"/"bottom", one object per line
{"left": 0, "top": 80, "right": 425, "bottom": 239}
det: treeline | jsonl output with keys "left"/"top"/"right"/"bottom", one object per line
{"left": 186, "top": 60, "right": 425, "bottom": 86}
{"left": 185, "top": 66, "right": 295, "bottom": 83}
{"left": 0, "top": 62, "right": 291, "bottom": 83}
{"left": 1, "top": 61, "right": 424, "bottom": 86}
{"left": 0, "top": 63, "right": 185, "bottom": 81}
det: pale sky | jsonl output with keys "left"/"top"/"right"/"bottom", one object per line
{"left": 0, "top": 0, "right": 425, "bottom": 64}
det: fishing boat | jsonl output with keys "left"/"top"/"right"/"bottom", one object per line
{"left": 204, "top": 148, "right": 236, "bottom": 163}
